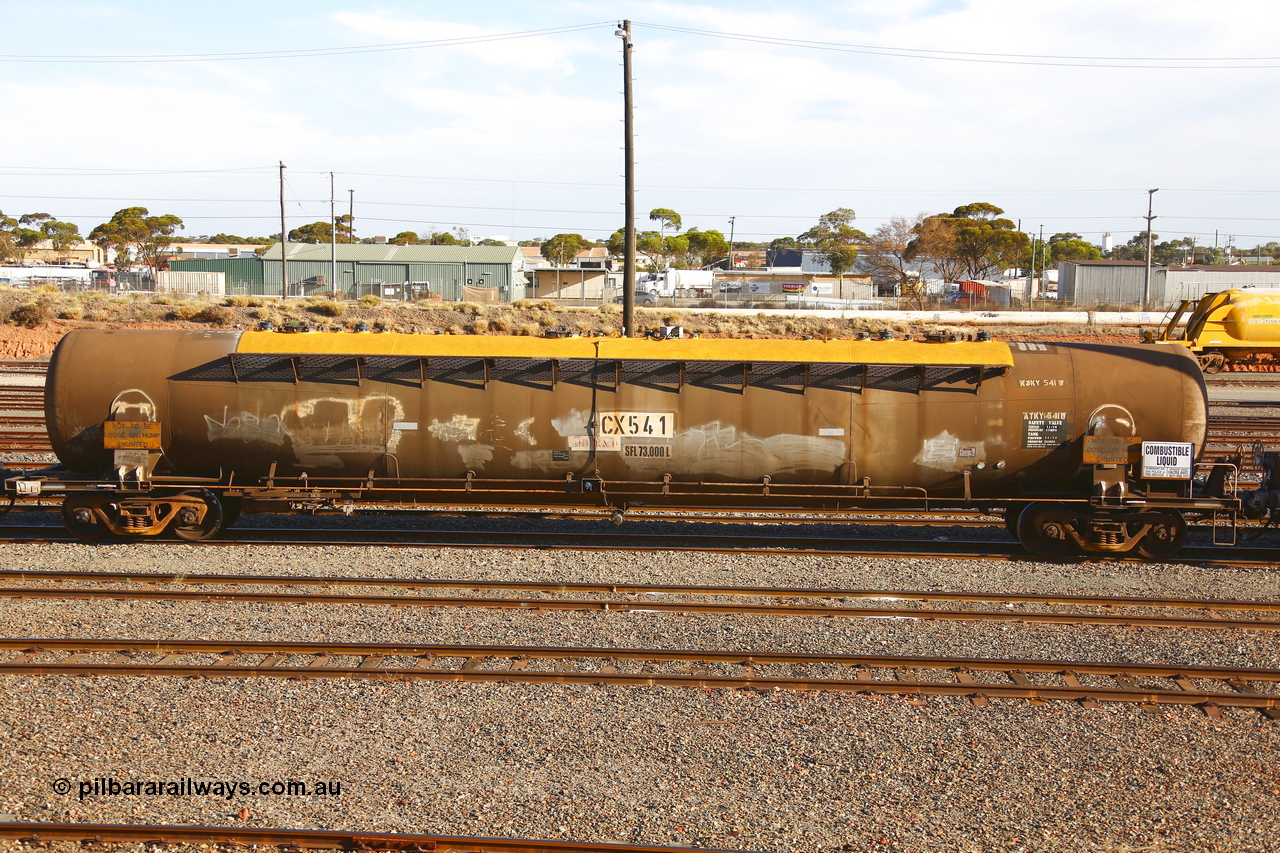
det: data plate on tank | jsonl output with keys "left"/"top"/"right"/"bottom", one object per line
{"left": 1022, "top": 413, "right": 1071, "bottom": 449}
{"left": 1141, "top": 441, "right": 1194, "bottom": 479}
{"left": 103, "top": 421, "right": 162, "bottom": 450}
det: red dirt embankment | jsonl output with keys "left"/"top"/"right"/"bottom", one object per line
{"left": 0, "top": 322, "right": 1143, "bottom": 362}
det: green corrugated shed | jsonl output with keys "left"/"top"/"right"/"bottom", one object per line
{"left": 173, "top": 243, "right": 528, "bottom": 301}
{"left": 166, "top": 258, "right": 264, "bottom": 291}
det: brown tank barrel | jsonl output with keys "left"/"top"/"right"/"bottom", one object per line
{"left": 44, "top": 329, "right": 1207, "bottom": 500}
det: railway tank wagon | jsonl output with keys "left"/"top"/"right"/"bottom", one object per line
{"left": 12, "top": 328, "right": 1236, "bottom": 557}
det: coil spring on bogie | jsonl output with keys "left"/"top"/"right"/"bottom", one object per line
{"left": 1096, "top": 531, "right": 1124, "bottom": 545}
{"left": 122, "top": 515, "right": 151, "bottom": 530}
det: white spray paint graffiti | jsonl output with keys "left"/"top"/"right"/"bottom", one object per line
{"left": 515, "top": 417, "right": 537, "bottom": 446}
{"left": 510, "top": 419, "right": 846, "bottom": 479}
{"left": 109, "top": 390, "right": 158, "bottom": 422}
{"left": 458, "top": 444, "right": 495, "bottom": 471}
{"left": 428, "top": 414, "right": 481, "bottom": 442}
{"left": 205, "top": 394, "right": 405, "bottom": 469}
{"left": 662, "top": 422, "right": 845, "bottom": 478}
{"left": 551, "top": 409, "right": 591, "bottom": 437}
{"left": 205, "top": 407, "right": 288, "bottom": 447}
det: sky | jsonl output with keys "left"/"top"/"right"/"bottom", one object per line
{"left": 3, "top": 0, "right": 1280, "bottom": 253}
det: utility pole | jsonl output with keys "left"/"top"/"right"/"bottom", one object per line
{"left": 330, "top": 173, "right": 336, "bottom": 297}
{"left": 616, "top": 20, "right": 636, "bottom": 337}
{"left": 348, "top": 189, "right": 355, "bottom": 244}
{"left": 1143, "top": 188, "right": 1158, "bottom": 311}
{"left": 279, "top": 161, "right": 288, "bottom": 298}
{"left": 726, "top": 215, "right": 735, "bottom": 309}
{"left": 1038, "top": 224, "right": 1044, "bottom": 308}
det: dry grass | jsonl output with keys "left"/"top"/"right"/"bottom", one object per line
{"left": 0, "top": 285, "right": 1122, "bottom": 344}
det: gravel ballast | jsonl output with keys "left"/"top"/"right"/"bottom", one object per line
{"left": 0, "top": 537, "right": 1277, "bottom": 852}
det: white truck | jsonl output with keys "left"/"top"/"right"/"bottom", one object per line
{"left": 639, "top": 268, "right": 717, "bottom": 298}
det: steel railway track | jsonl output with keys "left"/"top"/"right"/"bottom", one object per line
{"left": 1, "top": 638, "right": 1276, "bottom": 717}
{"left": 2, "top": 567, "right": 1274, "bottom": 613}
{"left": 4, "top": 581, "right": 1280, "bottom": 632}
{"left": 0, "top": 521, "right": 1278, "bottom": 566}
{"left": 0, "top": 822, "right": 740, "bottom": 853}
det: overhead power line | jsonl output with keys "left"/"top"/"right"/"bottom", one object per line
{"left": 636, "top": 22, "right": 1280, "bottom": 69}
{"left": 0, "top": 22, "right": 614, "bottom": 63}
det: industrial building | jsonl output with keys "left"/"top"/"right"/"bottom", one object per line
{"left": 170, "top": 243, "right": 528, "bottom": 302}
{"left": 1058, "top": 260, "right": 1280, "bottom": 307}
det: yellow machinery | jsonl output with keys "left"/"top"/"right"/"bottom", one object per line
{"left": 1151, "top": 288, "right": 1280, "bottom": 372}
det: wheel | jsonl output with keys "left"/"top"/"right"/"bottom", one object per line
{"left": 1198, "top": 352, "right": 1226, "bottom": 374}
{"left": 1134, "top": 510, "right": 1186, "bottom": 560}
{"left": 1016, "top": 503, "right": 1079, "bottom": 558}
{"left": 169, "top": 488, "right": 226, "bottom": 542}
{"left": 61, "top": 494, "right": 110, "bottom": 540}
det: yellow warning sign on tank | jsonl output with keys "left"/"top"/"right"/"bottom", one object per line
{"left": 104, "top": 421, "right": 162, "bottom": 449}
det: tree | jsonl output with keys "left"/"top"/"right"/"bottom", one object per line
{"left": 938, "top": 202, "right": 1028, "bottom": 279}
{"left": 857, "top": 217, "right": 930, "bottom": 308}
{"left": 905, "top": 215, "right": 965, "bottom": 283}
{"left": 685, "top": 228, "right": 729, "bottom": 268}
{"left": 428, "top": 231, "right": 465, "bottom": 245}
{"left": 389, "top": 231, "right": 420, "bottom": 245}
{"left": 1045, "top": 233, "right": 1102, "bottom": 267}
{"left": 648, "top": 208, "right": 682, "bottom": 237}
{"left": 664, "top": 234, "right": 689, "bottom": 267}
{"left": 89, "top": 207, "right": 183, "bottom": 271}
{"left": 476, "top": 238, "right": 508, "bottom": 247}
{"left": 0, "top": 212, "right": 81, "bottom": 262}
{"left": 1107, "top": 233, "right": 1194, "bottom": 265}
{"left": 205, "top": 233, "right": 272, "bottom": 245}
{"left": 288, "top": 221, "right": 336, "bottom": 243}
{"left": 540, "top": 233, "right": 589, "bottom": 267}
{"left": 636, "top": 231, "right": 665, "bottom": 271}
{"left": 0, "top": 211, "right": 17, "bottom": 262}
{"left": 605, "top": 229, "right": 625, "bottom": 257}
{"left": 799, "top": 208, "right": 867, "bottom": 279}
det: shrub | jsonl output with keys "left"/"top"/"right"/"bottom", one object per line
{"left": 308, "top": 300, "right": 346, "bottom": 318}
{"left": 58, "top": 305, "right": 83, "bottom": 320}
{"left": 489, "top": 315, "right": 512, "bottom": 332}
{"left": 9, "top": 301, "right": 52, "bottom": 328}
{"left": 537, "top": 314, "right": 557, "bottom": 327}
{"left": 359, "top": 294, "right": 381, "bottom": 308}
{"left": 224, "top": 294, "right": 264, "bottom": 308}
{"left": 516, "top": 322, "right": 541, "bottom": 336}
{"left": 193, "top": 305, "right": 234, "bottom": 326}
{"left": 468, "top": 318, "right": 490, "bottom": 334}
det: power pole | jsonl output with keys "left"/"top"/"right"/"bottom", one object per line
{"left": 1038, "top": 224, "right": 1044, "bottom": 308}
{"left": 348, "top": 189, "right": 355, "bottom": 244}
{"left": 1143, "top": 188, "right": 1158, "bottom": 311}
{"left": 726, "top": 215, "right": 735, "bottom": 309}
{"left": 617, "top": 20, "right": 636, "bottom": 337}
{"left": 330, "top": 173, "right": 337, "bottom": 298}
{"left": 279, "top": 161, "right": 288, "bottom": 297}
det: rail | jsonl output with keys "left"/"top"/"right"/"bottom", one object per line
{"left": 3, "top": 583, "right": 1279, "bottom": 631}
{"left": 0, "top": 822, "right": 747, "bottom": 853}
{"left": 1, "top": 639, "right": 1276, "bottom": 717}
